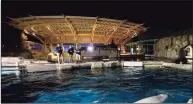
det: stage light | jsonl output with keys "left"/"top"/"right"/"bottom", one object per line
{"left": 87, "top": 45, "right": 94, "bottom": 52}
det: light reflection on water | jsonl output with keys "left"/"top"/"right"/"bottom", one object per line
{"left": 1, "top": 67, "right": 192, "bottom": 103}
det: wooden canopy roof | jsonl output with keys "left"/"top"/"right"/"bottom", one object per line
{"left": 8, "top": 15, "right": 147, "bottom": 45}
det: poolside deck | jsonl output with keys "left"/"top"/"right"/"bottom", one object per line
{"left": 2, "top": 57, "right": 192, "bottom": 73}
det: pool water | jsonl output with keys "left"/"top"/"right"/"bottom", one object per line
{"left": 1, "top": 67, "right": 192, "bottom": 103}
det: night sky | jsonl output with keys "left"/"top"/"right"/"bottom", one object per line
{"left": 1, "top": 1, "right": 192, "bottom": 51}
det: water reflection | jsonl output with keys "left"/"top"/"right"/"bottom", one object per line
{"left": 1, "top": 67, "right": 192, "bottom": 103}
{"left": 56, "top": 66, "right": 62, "bottom": 81}
{"left": 91, "top": 68, "right": 104, "bottom": 75}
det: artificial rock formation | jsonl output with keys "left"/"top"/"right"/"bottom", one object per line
{"left": 154, "top": 34, "right": 192, "bottom": 60}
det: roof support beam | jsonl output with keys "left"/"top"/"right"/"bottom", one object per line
{"left": 91, "top": 17, "right": 98, "bottom": 43}
{"left": 103, "top": 25, "right": 117, "bottom": 39}
{"left": 7, "top": 17, "right": 22, "bottom": 23}
{"left": 22, "top": 28, "right": 45, "bottom": 44}
{"left": 105, "top": 27, "right": 113, "bottom": 36}
{"left": 28, "top": 14, "right": 54, "bottom": 43}
{"left": 28, "top": 14, "right": 62, "bottom": 43}
{"left": 117, "top": 28, "right": 131, "bottom": 43}
{"left": 62, "top": 15, "right": 78, "bottom": 43}
{"left": 121, "top": 32, "right": 136, "bottom": 45}
{"left": 66, "top": 18, "right": 77, "bottom": 43}
{"left": 7, "top": 17, "right": 45, "bottom": 44}
{"left": 105, "top": 20, "right": 126, "bottom": 44}
{"left": 22, "top": 29, "right": 45, "bottom": 44}
{"left": 29, "top": 26, "right": 50, "bottom": 43}
{"left": 117, "top": 24, "right": 143, "bottom": 44}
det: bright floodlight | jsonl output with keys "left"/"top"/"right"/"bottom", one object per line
{"left": 87, "top": 45, "right": 94, "bottom": 52}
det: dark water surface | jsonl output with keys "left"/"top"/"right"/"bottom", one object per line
{"left": 1, "top": 67, "right": 192, "bottom": 103}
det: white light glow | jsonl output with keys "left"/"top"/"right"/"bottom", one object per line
{"left": 24, "top": 29, "right": 29, "bottom": 34}
{"left": 32, "top": 33, "right": 36, "bottom": 36}
{"left": 87, "top": 45, "right": 94, "bottom": 52}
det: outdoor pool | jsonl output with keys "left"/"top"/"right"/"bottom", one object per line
{"left": 1, "top": 67, "right": 192, "bottom": 103}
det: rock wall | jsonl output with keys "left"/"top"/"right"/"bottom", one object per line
{"left": 154, "top": 34, "right": 193, "bottom": 60}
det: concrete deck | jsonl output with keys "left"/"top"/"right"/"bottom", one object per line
{"left": 162, "top": 62, "right": 192, "bottom": 71}
{"left": 144, "top": 61, "right": 192, "bottom": 71}
{"left": 143, "top": 61, "right": 163, "bottom": 68}
{"left": 1, "top": 57, "right": 192, "bottom": 73}
{"left": 16, "top": 61, "right": 121, "bottom": 73}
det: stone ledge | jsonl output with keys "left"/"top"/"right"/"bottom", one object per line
{"left": 162, "top": 62, "right": 192, "bottom": 71}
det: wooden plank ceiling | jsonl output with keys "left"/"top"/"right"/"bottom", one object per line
{"left": 8, "top": 15, "right": 147, "bottom": 45}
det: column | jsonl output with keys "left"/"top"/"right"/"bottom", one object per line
{"left": 50, "top": 44, "right": 53, "bottom": 52}
{"left": 120, "top": 44, "right": 126, "bottom": 54}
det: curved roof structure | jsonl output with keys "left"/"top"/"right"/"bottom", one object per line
{"left": 9, "top": 15, "right": 147, "bottom": 45}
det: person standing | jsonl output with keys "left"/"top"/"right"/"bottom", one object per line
{"left": 76, "top": 46, "right": 82, "bottom": 63}
{"left": 56, "top": 44, "right": 63, "bottom": 64}
{"left": 60, "top": 43, "right": 65, "bottom": 63}
{"left": 68, "top": 46, "right": 74, "bottom": 63}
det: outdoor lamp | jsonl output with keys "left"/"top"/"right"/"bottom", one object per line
{"left": 87, "top": 45, "right": 94, "bottom": 52}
